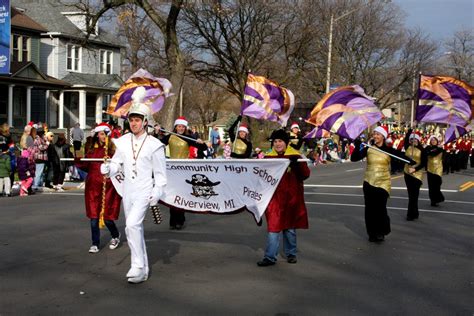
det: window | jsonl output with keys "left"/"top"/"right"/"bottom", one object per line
{"left": 11, "top": 34, "right": 30, "bottom": 62}
{"left": 100, "top": 50, "right": 112, "bottom": 74}
{"left": 67, "top": 45, "right": 81, "bottom": 71}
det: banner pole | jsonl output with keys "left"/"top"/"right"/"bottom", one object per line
{"left": 362, "top": 142, "right": 410, "bottom": 164}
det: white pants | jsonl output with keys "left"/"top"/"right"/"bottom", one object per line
{"left": 124, "top": 196, "right": 149, "bottom": 270}
{"left": 0, "top": 177, "right": 11, "bottom": 195}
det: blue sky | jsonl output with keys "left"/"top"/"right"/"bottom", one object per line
{"left": 393, "top": 0, "right": 474, "bottom": 42}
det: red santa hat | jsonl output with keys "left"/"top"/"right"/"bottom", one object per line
{"left": 409, "top": 131, "right": 421, "bottom": 142}
{"left": 374, "top": 125, "right": 388, "bottom": 138}
{"left": 94, "top": 122, "right": 112, "bottom": 135}
{"left": 174, "top": 116, "right": 188, "bottom": 127}
{"left": 290, "top": 122, "right": 300, "bottom": 130}
{"left": 238, "top": 123, "right": 249, "bottom": 134}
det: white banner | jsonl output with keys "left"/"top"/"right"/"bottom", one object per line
{"left": 110, "top": 159, "right": 290, "bottom": 222}
{"left": 161, "top": 159, "right": 289, "bottom": 221}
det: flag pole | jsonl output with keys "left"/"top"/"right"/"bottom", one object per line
{"left": 159, "top": 128, "right": 201, "bottom": 143}
{"left": 362, "top": 142, "right": 411, "bottom": 164}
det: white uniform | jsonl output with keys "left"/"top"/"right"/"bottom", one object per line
{"left": 108, "top": 132, "right": 166, "bottom": 273}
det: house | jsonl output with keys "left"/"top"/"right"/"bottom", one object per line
{"left": 0, "top": 6, "right": 70, "bottom": 128}
{"left": 9, "top": 0, "right": 124, "bottom": 129}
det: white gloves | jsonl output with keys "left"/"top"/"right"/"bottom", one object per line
{"left": 148, "top": 187, "right": 163, "bottom": 206}
{"left": 100, "top": 163, "right": 110, "bottom": 176}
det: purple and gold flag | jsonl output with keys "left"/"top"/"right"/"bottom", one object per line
{"left": 107, "top": 68, "right": 172, "bottom": 117}
{"left": 444, "top": 124, "right": 470, "bottom": 143}
{"left": 306, "top": 85, "right": 382, "bottom": 140}
{"left": 416, "top": 75, "right": 474, "bottom": 126}
{"left": 303, "top": 126, "right": 331, "bottom": 139}
{"left": 241, "top": 74, "right": 295, "bottom": 127}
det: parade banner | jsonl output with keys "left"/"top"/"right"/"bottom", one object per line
{"left": 0, "top": 0, "right": 10, "bottom": 74}
{"left": 111, "top": 159, "right": 290, "bottom": 222}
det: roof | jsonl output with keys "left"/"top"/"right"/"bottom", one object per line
{"left": 11, "top": 7, "right": 47, "bottom": 33}
{"left": 0, "top": 61, "right": 70, "bottom": 88}
{"left": 12, "top": 0, "right": 123, "bottom": 48}
{"left": 61, "top": 72, "right": 123, "bottom": 90}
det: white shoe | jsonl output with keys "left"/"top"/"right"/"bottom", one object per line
{"left": 109, "top": 235, "right": 120, "bottom": 250}
{"left": 88, "top": 245, "right": 99, "bottom": 253}
{"left": 126, "top": 267, "right": 149, "bottom": 278}
{"left": 127, "top": 270, "right": 148, "bottom": 284}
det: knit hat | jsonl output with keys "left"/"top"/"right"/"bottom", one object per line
{"left": 374, "top": 125, "right": 388, "bottom": 138}
{"left": 174, "top": 116, "right": 188, "bottom": 127}
{"left": 238, "top": 124, "right": 249, "bottom": 134}
{"left": 94, "top": 122, "right": 112, "bottom": 135}
{"left": 270, "top": 129, "right": 290, "bottom": 145}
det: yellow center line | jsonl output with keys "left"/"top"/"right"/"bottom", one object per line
{"left": 460, "top": 181, "right": 473, "bottom": 189}
{"left": 391, "top": 175, "right": 404, "bottom": 180}
{"left": 459, "top": 182, "right": 474, "bottom": 192}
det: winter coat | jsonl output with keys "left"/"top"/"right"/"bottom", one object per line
{"left": 264, "top": 146, "right": 310, "bottom": 232}
{"left": 48, "top": 142, "right": 73, "bottom": 172}
{"left": 76, "top": 144, "right": 122, "bottom": 220}
{"left": 0, "top": 154, "right": 11, "bottom": 178}
{"left": 17, "top": 156, "right": 35, "bottom": 180}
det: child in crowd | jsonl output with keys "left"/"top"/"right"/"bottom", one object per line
{"left": 17, "top": 150, "right": 35, "bottom": 196}
{"left": 0, "top": 149, "right": 11, "bottom": 196}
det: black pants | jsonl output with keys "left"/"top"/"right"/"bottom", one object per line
{"left": 73, "top": 140, "right": 82, "bottom": 152}
{"left": 404, "top": 174, "right": 422, "bottom": 219}
{"left": 169, "top": 207, "right": 185, "bottom": 227}
{"left": 460, "top": 151, "right": 469, "bottom": 169}
{"left": 363, "top": 182, "right": 391, "bottom": 238}
{"left": 53, "top": 167, "right": 66, "bottom": 186}
{"left": 427, "top": 172, "right": 444, "bottom": 205}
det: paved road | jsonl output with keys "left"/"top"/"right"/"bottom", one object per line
{"left": 0, "top": 162, "right": 473, "bottom": 315}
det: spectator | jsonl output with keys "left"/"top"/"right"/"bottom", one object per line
{"left": 17, "top": 150, "right": 35, "bottom": 196}
{"left": 210, "top": 125, "right": 221, "bottom": 157}
{"left": 0, "top": 148, "right": 11, "bottom": 196}
{"left": 71, "top": 122, "right": 85, "bottom": 155}
{"left": 32, "top": 127, "right": 49, "bottom": 191}
{"left": 223, "top": 140, "right": 231, "bottom": 159}
{"left": 204, "top": 141, "right": 214, "bottom": 159}
{"left": 20, "top": 125, "right": 35, "bottom": 150}
{"left": 48, "top": 133, "right": 73, "bottom": 192}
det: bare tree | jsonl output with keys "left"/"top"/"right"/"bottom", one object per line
{"left": 443, "top": 29, "right": 474, "bottom": 83}
{"left": 182, "top": 0, "right": 291, "bottom": 98}
{"left": 64, "top": 0, "right": 186, "bottom": 129}
{"left": 116, "top": 5, "right": 164, "bottom": 76}
{"left": 181, "top": 78, "right": 238, "bottom": 127}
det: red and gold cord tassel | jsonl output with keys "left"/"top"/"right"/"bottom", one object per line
{"left": 99, "top": 136, "right": 109, "bottom": 229}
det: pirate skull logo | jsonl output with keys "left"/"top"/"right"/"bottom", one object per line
{"left": 185, "top": 174, "right": 220, "bottom": 199}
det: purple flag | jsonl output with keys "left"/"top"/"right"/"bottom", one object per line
{"left": 416, "top": 75, "right": 474, "bottom": 126}
{"left": 444, "top": 125, "right": 469, "bottom": 143}
{"left": 107, "top": 68, "right": 172, "bottom": 118}
{"left": 241, "top": 74, "right": 295, "bottom": 127}
{"left": 306, "top": 85, "right": 382, "bottom": 140}
{"left": 303, "top": 126, "right": 330, "bottom": 139}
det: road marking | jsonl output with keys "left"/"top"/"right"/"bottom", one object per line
{"left": 304, "top": 184, "right": 458, "bottom": 192}
{"left": 459, "top": 181, "right": 474, "bottom": 192}
{"left": 306, "top": 202, "right": 474, "bottom": 216}
{"left": 391, "top": 175, "right": 404, "bottom": 180}
{"left": 346, "top": 168, "right": 363, "bottom": 172}
{"left": 304, "top": 192, "right": 474, "bottom": 205}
